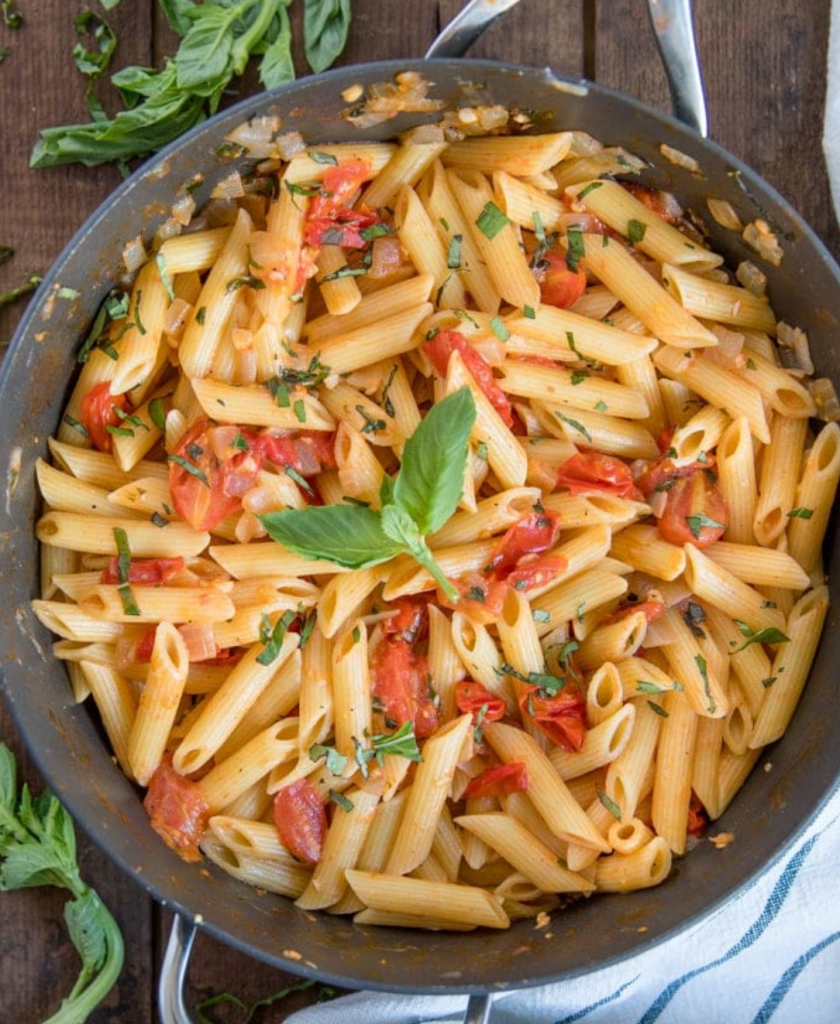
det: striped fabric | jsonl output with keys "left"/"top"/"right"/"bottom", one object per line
{"left": 286, "top": 793, "right": 840, "bottom": 1024}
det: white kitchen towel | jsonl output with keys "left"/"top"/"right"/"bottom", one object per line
{"left": 287, "top": 792, "right": 840, "bottom": 1024}
{"left": 824, "top": 0, "right": 840, "bottom": 219}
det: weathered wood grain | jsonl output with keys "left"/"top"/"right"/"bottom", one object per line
{"left": 1, "top": 1, "right": 838, "bottom": 1021}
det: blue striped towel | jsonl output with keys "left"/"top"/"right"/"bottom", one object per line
{"left": 285, "top": 791, "right": 840, "bottom": 1024}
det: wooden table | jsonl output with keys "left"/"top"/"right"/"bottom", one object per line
{"left": 1, "top": 1, "right": 838, "bottom": 1020}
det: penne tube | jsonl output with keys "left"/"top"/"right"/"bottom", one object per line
{"left": 199, "top": 719, "right": 298, "bottom": 813}
{"left": 595, "top": 837, "right": 672, "bottom": 892}
{"left": 157, "top": 228, "right": 230, "bottom": 273}
{"left": 576, "top": 613, "right": 648, "bottom": 671}
{"left": 658, "top": 606, "right": 729, "bottom": 718}
{"left": 736, "top": 351, "right": 815, "bottom": 418}
{"left": 314, "top": 304, "right": 433, "bottom": 375}
{"left": 191, "top": 377, "right": 334, "bottom": 431}
{"left": 753, "top": 415, "right": 808, "bottom": 546}
{"left": 535, "top": 402, "right": 660, "bottom": 460}
{"left": 703, "top": 604, "right": 770, "bottom": 717}
{"left": 316, "top": 245, "right": 362, "bottom": 316}
{"left": 616, "top": 354, "right": 667, "bottom": 439}
{"left": 286, "top": 143, "right": 397, "bottom": 183}
{"left": 305, "top": 275, "right": 434, "bottom": 344}
{"left": 79, "top": 585, "right": 235, "bottom": 624}
{"left": 608, "top": 524, "right": 686, "bottom": 582}
{"left": 585, "top": 663, "right": 624, "bottom": 726}
{"left": 394, "top": 185, "right": 467, "bottom": 309}
{"left": 209, "top": 542, "right": 352, "bottom": 579}
{"left": 427, "top": 605, "right": 466, "bottom": 722}
{"left": 318, "top": 564, "right": 390, "bottom": 639}
{"left": 704, "top": 542, "right": 810, "bottom": 590}
{"left": 692, "top": 714, "right": 725, "bottom": 819}
{"left": 499, "top": 361, "right": 650, "bottom": 421}
{"left": 429, "top": 486, "right": 540, "bottom": 549}
{"left": 548, "top": 704, "right": 635, "bottom": 780}
{"left": 663, "top": 263, "right": 776, "bottom": 334}
{"left": 504, "top": 306, "right": 657, "bottom": 366}
{"left": 683, "top": 545, "right": 787, "bottom": 634}
{"left": 494, "top": 170, "right": 566, "bottom": 231}
{"left": 79, "top": 660, "right": 137, "bottom": 779}
{"left": 651, "top": 690, "right": 698, "bottom": 855}
{"left": 37, "top": 512, "right": 209, "bottom": 557}
{"left": 787, "top": 423, "right": 840, "bottom": 574}
{"left": 531, "top": 567, "right": 628, "bottom": 638}
{"left": 35, "top": 459, "right": 141, "bottom": 518}
{"left": 717, "top": 417, "right": 758, "bottom": 545}
{"left": 332, "top": 620, "right": 372, "bottom": 761}
{"left": 442, "top": 133, "right": 573, "bottom": 176}
{"left": 201, "top": 836, "right": 310, "bottom": 899}
{"left": 605, "top": 697, "right": 663, "bottom": 819}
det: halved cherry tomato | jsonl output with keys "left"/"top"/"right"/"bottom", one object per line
{"left": 168, "top": 419, "right": 335, "bottom": 531}
{"left": 305, "top": 207, "right": 381, "bottom": 249}
{"left": 607, "top": 599, "right": 667, "bottom": 625}
{"left": 487, "top": 510, "right": 561, "bottom": 578}
{"left": 371, "top": 636, "right": 438, "bottom": 739}
{"left": 425, "top": 329, "right": 513, "bottom": 428}
{"left": 100, "top": 556, "right": 185, "bottom": 586}
{"left": 463, "top": 761, "right": 529, "bottom": 800}
{"left": 688, "top": 792, "right": 708, "bottom": 837}
{"left": 143, "top": 755, "right": 210, "bottom": 863}
{"left": 135, "top": 626, "right": 158, "bottom": 663}
{"left": 505, "top": 554, "right": 567, "bottom": 593}
{"left": 273, "top": 779, "right": 328, "bottom": 865}
{"left": 519, "top": 685, "right": 587, "bottom": 751}
{"left": 455, "top": 681, "right": 507, "bottom": 723}
{"left": 441, "top": 573, "right": 508, "bottom": 625}
{"left": 384, "top": 596, "right": 429, "bottom": 644}
{"left": 657, "top": 471, "right": 728, "bottom": 549}
{"left": 536, "top": 251, "right": 587, "bottom": 309}
{"left": 620, "top": 182, "right": 681, "bottom": 224}
{"left": 556, "top": 452, "right": 638, "bottom": 500}
{"left": 307, "top": 159, "right": 372, "bottom": 221}
{"left": 80, "top": 381, "right": 130, "bottom": 453}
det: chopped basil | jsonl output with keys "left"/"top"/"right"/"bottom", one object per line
{"left": 576, "top": 181, "right": 603, "bottom": 201}
{"left": 226, "top": 275, "right": 266, "bottom": 293}
{"left": 117, "top": 583, "right": 140, "bottom": 617}
{"left": 473, "top": 702, "right": 489, "bottom": 745}
{"left": 746, "top": 358, "right": 757, "bottom": 370}
{"left": 257, "top": 609, "right": 296, "bottom": 666}
{"left": 150, "top": 512, "right": 168, "bottom": 528}
{"left": 533, "top": 609, "right": 550, "bottom": 624}
{"left": 352, "top": 626, "right": 361, "bottom": 644}
{"left": 285, "top": 465, "right": 315, "bottom": 497}
{"left": 731, "top": 621, "right": 791, "bottom": 653}
{"left": 380, "top": 365, "right": 398, "bottom": 417}
{"left": 114, "top": 407, "right": 148, "bottom": 432}
{"left": 329, "top": 789, "right": 354, "bottom": 812}
{"left": 167, "top": 454, "right": 209, "bottom": 486}
{"left": 489, "top": 316, "right": 510, "bottom": 343}
{"left": 594, "top": 400, "right": 608, "bottom": 413}
{"left": 232, "top": 432, "right": 249, "bottom": 451}
{"left": 309, "top": 150, "right": 338, "bottom": 165}
{"left": 762, "top": 676, "right": 777, "bottom": 689}
{"left": 447, "top": 234, "right": 463, "bottom": 270}
{"left": 132, "top": 291, "right": 147, "bottom": 335}
{"left": 683, "top": 601, "right": 707, "bottom": 639}
{"left": 76, "top": 289, "right": 129, "bottom": 364}
{"left": 343, "top": 496, "right": 371, "bottom": 507}
{"left": 576, "top": 601, "right": 586, "bottom": 624}
{"left": 298, "top": 609, "right": 317, "bottom": 650}
{"left": 293, "top": 399, "right": 307, "bottom": 423}
{"left": 466, "top": 586, "right": 486, "bottom": 603}
{"left": 62, "top": 414, "right": 88, "bottom": 437}
{"left": 476, "top": 441, "right": 488, "bottom": 461}
{"left": 636, "top": 680, "right": 664, "bottom": 694}
{"left": 57, "top": 286, "right": 80, "bottom": 300}
{"left": 268, "top": 378, "right": 291, "bottom": 408}
{"left": 439, "top": 217, "right": 450, "bottom": 232}
{"left": 148, "top": 397, "right": 166, "bottom": 432}
{"left": 356, "top": 405, "right": 385, "bottom": 434}
{"left": 434, "top": 274, "right": 453, "bottom": 307}
{"left": 565, "top": 227, "right": 584, "bottom": 271}
{"left": 647, "top": 700, "right": 669, "bottom": 718}
{"left": 154, "top": 252, "right": 176, "bottom": 302}
{"left": 105, "top": 424, "right": 134, "bottom": 438}
{"left": 475, "top": 201, "right": 510, "bottom": 240}
{"left": 309, "top": 742, "right": 348, "bottom": 776}
{"left": 555, "top": 410, "right": 592, "bottom": 443}
{"left": 786, "top": 507, "right": 814, "bottom": 520}
{"left": 453, "top": 308, "right": 480, "bottom": 329}
{"left": 627, "top": 219, "right": 647, "bottom": 246}
{"left": 685, "top": 513, "right": 725, "bottom": 540}
{"left": 285, "top": 180, "right": 322, "bottom": 196}
{"left": 695, "top": 654, "right": 716, "bottom": 714}
{"left": 113, "top": 527, "right": 131, "bottom": 583}
{"left": 597, "top": 787, "right": 622, "bottom": 820}
{"left": 360, "top": 222, "right": 394, "bottom": 242}
{"left": 571, "top": 370, "right": 589, "bottom": 386}
{"left": 369, "top": 720, "right": 422, "bottom": 765}
{"left": 523, "top": 305, "right": 536, "bottom": 319}
{"left": 321, "top": 266, "right": 368, "bottom": 282}
{"left": 196, "top": 306, "right": 207, "bottom": 325}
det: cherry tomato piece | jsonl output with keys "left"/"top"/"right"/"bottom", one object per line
{"left": 487, "top": 510, "right": 561, "bottom": 578}
{"left": 463, "top": 761, "right": 529, "bottom": 800}
{"left": 100, "top": 556, "right": 185, "bottom": 586}
{"left": 455, "top": 681, "right": 506, "bottom": 723}
{"left": 657, "top": 471, "right": 728, "bottom": 549}
{"left": 505, "top": 554, "right": 567, "bottom": 593}
{"left": 80, "top": 381, "right": 130, "bottom": 453}
{"left": 371, "top": 637, "right": 438, "bottom": 739}
{"left": 384, "top": 596, "right": 430, "bottom": 644}
{"left": 556, "top": 452, "right": 638, "bottom": 500}
{"left": 307, "top": 160, "right": 372, "bottom": 221}
{"left": 273, "top": 779, "right": 328, "bottom": 865}
{"left": 519, "top": 685, "right": 587, "bottom": 751}
{"left": 425, "top": 329, "right": 513, "bottom": 428}
{"left": 143, "top": 755, "right": 210, "bottom": 863}
{"left": 536, "top": 251, "right": 587, "bottom": 309}
{"left": 688, "top": 792, "right": 709, "bottom": 837}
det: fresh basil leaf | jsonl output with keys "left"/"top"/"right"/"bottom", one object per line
{"left": 596, "top": 787, "right": 622, "bottom": 821}
{"left": 157, "top": 0, "right": 195, "bottom": 37}
{"left": 731, "top": 623, "right": 791, "bottom": 653}
{"left": 303, "top": 0, "right": 351, "bottom": 74}
{"left": 309, "top": 743, "right": 347, "bottom": 776}
{"left": 627, "top": 219, "right": 647, "bottom": 246}
{"left": 475, "top": 201, "right": 510, "bottom": 240}
{"left": 685, "top": 513, "right": 725, "bottom": 539}
{"left": 65, "top": 888, "right": 108, "bottom": 976}
{"left": 259, "top": 3, "right": 294, "bottom": 89}
{"left": 370, "top": 721, "right": 422, "bottom": 764}
{"left": 392, "top": 388, "right": 476, "bottom": 535}
{"left": 257, "top": 609, "right": 296, "bottom": 666}
{"left": 261, "top": 505, "right": 402, "bottom": 570}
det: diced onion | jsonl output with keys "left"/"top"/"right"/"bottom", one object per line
{"left": 809, "top": 378, "right": 840, "bottom": 422}
{"left": 742, "top": 219, "right": 784, "bottom": 266}
{"left": 736, "top": 260, "right": 767, "bottom": 297}
{"left": 211, "top": 171, "right": 245, "bottom": 200}
{"left": 153, "top": 217, "right": 182, "bottom": 249}
{"left": 172, "top": 193, "right": 196, "bottom": 227}
{"left": 368, "top": 236, "right": 403, "bottom": 279}
{"left": 705, "top": 325, "right": 745, "bottom": 369}
{"left": 649, "top": 489, "right": 669, "bottom": 519}
{"left": 225, "top": 115, "right": 282, "bottom": 159}
{"left": 343, "top": 71, "right": 444, "bottom": 128}
{"left": 659, "top": 144, "right": 701, "bottom": 174}
{"left": 275, "top": 131, "right": 306, "bottom": 161}
{"left": 568, "top": 131, "right": 604, "bottom": 156}
{"left": 178, "top": 623, "right": 217, "bottom": 663}
{"left": 163, "top": 298, "right": 193, "bottom": 340}
{"left": 643, "top": 613, "right": 677, "bottom": 648}
{"left": 204, "top": 199, "right": 240, "bottom": 227}
{"left": 234, "top": 347, "right": 258, "bottom": 386}
{"left": 470, "top": 336, "right": 506, "bottom": 367}
{"left": 777, "top": 321, "right": 814, "bottom": 375}
{"left": 706, "top": 197, "right": 743, "bottom": 231}
{"left": 399, "top": 123, "right": 446, "bottom": 146}
{"left": 122, "top": 235, "right": 147, "bottom": 274}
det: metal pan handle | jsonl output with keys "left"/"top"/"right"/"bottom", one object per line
{"left": 645, "top": 0, "right": 708, "bottom": 135}
{"left": 159, "top": 915, "right": 198, "bottom": 1024}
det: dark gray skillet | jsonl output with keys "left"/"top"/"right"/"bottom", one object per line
{"left": 1, "top": 2, "right": 838, "bottom": 1022}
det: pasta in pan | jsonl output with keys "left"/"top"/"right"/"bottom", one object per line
{"left": 34, "top": 124, "right": 837, "bottom": 931}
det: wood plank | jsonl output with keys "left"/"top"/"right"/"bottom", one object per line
{"left": 0, "top": 0, "right": 154, "bottom": 346}
{"left": 0, "top": 701, "right": 155, "bottom": 1024}
{"left": 594, "top": 0, "right": 840, "bottom": 258}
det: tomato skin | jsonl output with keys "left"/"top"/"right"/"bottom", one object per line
{"left": 687, "top": 792, "right": 708, "bottom": 836}
{"left": 505, "top": 554, "right": 567, "bottom": 593}
{"left": 308, "top": 160, "right": 372, "bottom": 221}
{"left": 100, "top": 556, "right": 185, "bottom": 586}
{"left": 519, "top": 685, "right": 587, "bottom": 751}
{"left": 80, "top": 381, "right": 130, "bottom": 453}
{"left": 537, "top": 251, "right": 587, "bottom": 309}
{"left": 455, "top": 681, "right": 506, "bottom": 723}
{"left": 463, "top": 761, "right": 529, "bottom": 799}
{"left": 620, "top": 182, "right": 680, "bottom": 224}
{"left": 305, "top": 208, "right": 380, "bottom": 249}
{"left": 250, "top": 431, "right": 337, "bottom": 475}
{"left": 607, "top": 599, "right": 667, "bottom": 625}
{"left": 657, "top": 471, "right": 728, "bottom": 549}
{"left": 425, "top": 329, "right": 513, "bottom": 428}
{"left": 556, "top": 453, "right": 638, "bottom": 500}
{"left": 487, "top": 510, "right": 561, "bottom": 578}
{"left": 371, "top": 637, "right": 438, "bottom": 739}
{"left": 273, "top": 779, "right": 328, "bottom": 865}
{"left": 135, "top": 626, "right": 158, "bottom": 663}
{"left": 143, "top": 755, "right": 210, "bottom": 863}
{"left": 384, "top": 596, "right": 429, "bottom": 644}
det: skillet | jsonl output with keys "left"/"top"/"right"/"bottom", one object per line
{"left": 1, "top": 2, "right": 839, "bottom": 1022}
